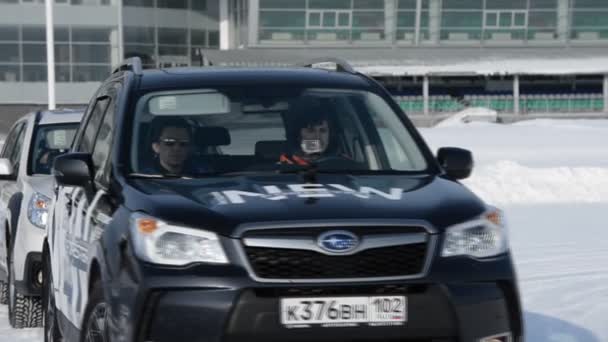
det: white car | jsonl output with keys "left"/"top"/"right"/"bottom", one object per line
{"left": 0, "top": 109, "right": 83, "bottom": 328}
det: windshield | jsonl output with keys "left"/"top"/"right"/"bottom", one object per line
{"left": 130, "top": 87, "right": 428, "bottom": 177}
{"left": 29, "top": 123, "right": 78, "bottom": 175}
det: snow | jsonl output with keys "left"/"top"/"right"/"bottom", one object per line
{"left": 434, "top": 107, "right": 498, "bottom": 128}
{"left": 421, "top": 117, "right": 608, "bottom": 341}
{"left": 1, "top": 117, "right": 608, "bottom": 341}
{"left": 0, "top": 307, "right": 43, "bottom": 341}
{"left": 357, "top": 57, "right": 608, "bottom": 76}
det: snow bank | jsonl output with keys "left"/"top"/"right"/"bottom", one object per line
{"left": 464, "top": 160, "right": 608, "bottom": 205}
{"left": 423, "top": 119, "right": 608, "bottom": 205}
{"left": 357, "top": 57, "right": 608, "bottom": 76}
{"left": 421, "top": 119, "right": 608, "bottom": 167}
{"left": 434, "top": 107, "right": 498, "bottom": 128}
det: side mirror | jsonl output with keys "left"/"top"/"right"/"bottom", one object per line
{"left": 437, "top": 147, "right": 474, "bottom": 180}
{"left": 0, "top": 158, "right": 15, "bottom": 181}
{"left": 52, "top": 152, "right": 94, "bottom": 188}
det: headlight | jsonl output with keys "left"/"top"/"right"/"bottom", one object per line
{"left": 28, "top": 193, "right": 51, "bottom": 229}
{"left": 441, "top": 208, "right": 508, "bottom": 258}
{"left": 129, "top": 213, "right": 229, "bottom": 266}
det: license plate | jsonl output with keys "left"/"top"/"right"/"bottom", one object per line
{"left": 280, "top": 296, "right": 407, "bottom": 327}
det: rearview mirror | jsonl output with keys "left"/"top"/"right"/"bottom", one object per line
{"left": 437, "top": 147, "right": 473, "bottom": 180}
{"left": 52, "top": 153, "right": 93, "bottom": 188}
{"left": 0, "top": 158, "right": 15, "bottom": 181}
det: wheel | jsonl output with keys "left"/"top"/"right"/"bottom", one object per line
{"left": 7, "top": 247, "right": 43, "bottom": 328}
{"left": 43, "top": 251, "right": 62, "bottom": 342}
{"left": 0, "top": 279, "right": 7, "bottom": 304}
{"left": 81, "top": 281, "right": 109, "bottom": 342}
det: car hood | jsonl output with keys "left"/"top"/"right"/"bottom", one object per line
{"left": 125, "top": 174, "right": 487, "bottom": 236}
{"left": 26, "top": 175, "right": 55, "bottom": 198}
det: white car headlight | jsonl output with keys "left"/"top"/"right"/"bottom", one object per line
{"left": 28, "top": 192, "right": 51, "bottom": 229}
{"left": 441, "top": 208, "right": 508, "bottom": 259}
{"left": 129, "top": 213, "right": 229, "bottom": 266}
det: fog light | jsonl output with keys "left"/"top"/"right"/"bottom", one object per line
{"left": 480, "top": 333, "right": 512, "bottom": 342}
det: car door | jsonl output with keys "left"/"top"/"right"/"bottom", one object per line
{"left": 54, "top": 95, "right": 111, "bottom": 325}
{"left": 76, "top": 83, "right": 120, "bottom": 324}
{"left": 0, "top": 121, "right": 26, "bottom": 273}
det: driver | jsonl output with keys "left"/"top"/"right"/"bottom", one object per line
{"left": 149, "top": 117, "right": 209, "bottom": 176}
{"left": 280, "top": 102, "right": 340, "bottom": 166}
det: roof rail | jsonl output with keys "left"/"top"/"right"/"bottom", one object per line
{"left": 113, "top": 57, "right": 143, "bottom": 75}
{"left": 296, "top": 57, "right": 356, "bottom": 74}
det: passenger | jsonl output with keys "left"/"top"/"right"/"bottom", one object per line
{"left": 280, "top": 101, "right": 343, "bottom": 166}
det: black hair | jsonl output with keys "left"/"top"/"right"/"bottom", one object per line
{"left": 287, "top": 98, "right": 333, "bottom": 134}
{"left": 285, "top": 98, "right": 339, "bottom": 154}
{"left": 150, "top": 117, "right": 192, "bottom": 142}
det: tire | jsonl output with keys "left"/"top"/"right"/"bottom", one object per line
{"left": 43, "top": 251, "right": 62, "bottom": 342}
{"left": 8, "top": 247, "right": 43, "bottom": 328}
{"left": 80, "top": 281, "right": 108, "bottom": 342}
{"left": 0, "top": 280, "right": 7, "bottom": 305}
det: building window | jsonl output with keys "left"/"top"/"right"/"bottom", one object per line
{"left": 307, "top": 11, "right": 351, "bottom": 28}
{"left": 0, "top": 65, "right": 20, "bottom": 82}
{"left": 191, "top": 0, "right": 206, "bottom": 11}
{"left": 440, "top": 0, "right": 483, "bottom": 42}
{"left": 23, "top": 65, "right": 47, "bottom": 82}
{"left": 485, "top": 0, "right": 527, "bottom": 10}
{"left": 571, "top": 0, "right": 608, "bottom": 40}
{"left": 572, "top": 0, "right": 608, "bottom": 9}
{"left": 397, "top": 0, "right": 429, "bottom": 42}
{"left": 123, "top": 0, "right": 153, "bottom": 6}
{"left": 0, "top": 44, "right": 20, "bottom": 62}
{"left": 259, "top": 0, "right": 386, "bottom": 44}
{"left": 260, "top": 0, "right": 305, "bottom": 9}
{"left": 484, "top": 11, "right": 527, "bottom": 29}
{"left": 157, "top": 0, "right": 187, "bottom": 9}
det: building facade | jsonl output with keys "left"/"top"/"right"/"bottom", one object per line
{"left": 0, "top": 0, "right": 220, "bottom": 104}
{"left": 249, "top": 0, "right": 608, "bottom": 47}
{"left": 0, "top": 0, "right": 607, "bottom": 105}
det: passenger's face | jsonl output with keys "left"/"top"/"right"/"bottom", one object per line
{"left": 152, "top": 126, "right": 191, "bottom": 172}
{"left": 300, "top": 120, "right": 329, "bottom": 154}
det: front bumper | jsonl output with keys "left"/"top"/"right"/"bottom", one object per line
{"left": 108, "top": 253, "right": 523, "bottom": 342}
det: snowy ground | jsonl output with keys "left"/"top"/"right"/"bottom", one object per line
{"left": 422, "top": 118, "right": 608, "bottom": 342}
{"left": 1, "top": 117, "right": 607, "bottom": 341}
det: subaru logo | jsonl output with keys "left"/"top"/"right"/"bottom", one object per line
{"left": 318, "top": 231, "right": 359, "bottom": 253}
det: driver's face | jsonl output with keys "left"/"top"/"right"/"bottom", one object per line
{"left": 300, "top": 120, "right": 329, "bottom": 154}
{"left": 152, "top": 126, "right": 191, "bottom": 171}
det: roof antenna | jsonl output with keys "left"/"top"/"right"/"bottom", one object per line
{"left": 195, "top": 48, "right": 213, "bottom": 67}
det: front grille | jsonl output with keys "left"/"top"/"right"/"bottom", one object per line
{"left": 244, "top": 243, "right": 428, "bottom": 279}
{"left": 242, "top": 226, "right": 428, "bottom": 238}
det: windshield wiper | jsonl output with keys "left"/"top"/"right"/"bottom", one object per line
{"left": 127, "top": 173, "right": 192, "bottom": 179}
{"left": 277, "top": 164, "right": 312, "bottom": 174}
{"left": 277, "top": 163, "right": 319, "bottom": 182}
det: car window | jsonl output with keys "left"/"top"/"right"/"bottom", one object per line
{"left": 92, "top": 95, "right": 116, "bottom": 187}
{"left": 78, "top": 97, "right": 110, "bottom": 153}
{"left": 1, "top": 122, "right": 22, "bottom": 159}
{"left": 29, "top": 124, "right": 79, "bottom": 175}
{"left": 130, "top": 87, "right": 428, "bottom": 176}
{"left": 9, "top": 122, "right": 27, "bottom": 173}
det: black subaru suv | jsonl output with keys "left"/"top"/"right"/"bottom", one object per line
{"left": 43, "top": 57, "right": 523, "bottom": 342}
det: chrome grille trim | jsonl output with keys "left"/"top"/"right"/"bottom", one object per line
{"left": 243, "top": 232, "right": 427, "bottom": 256}
{"left": 232, "top": 219, "right": 438, "bottom": 283}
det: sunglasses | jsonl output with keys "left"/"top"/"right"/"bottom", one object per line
{"left": 160, "top": 138, "right": 191, "bottom": 147}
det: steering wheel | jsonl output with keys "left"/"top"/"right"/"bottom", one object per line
{"left": 314, "top": 155, "right": 365, "bottom": 170}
